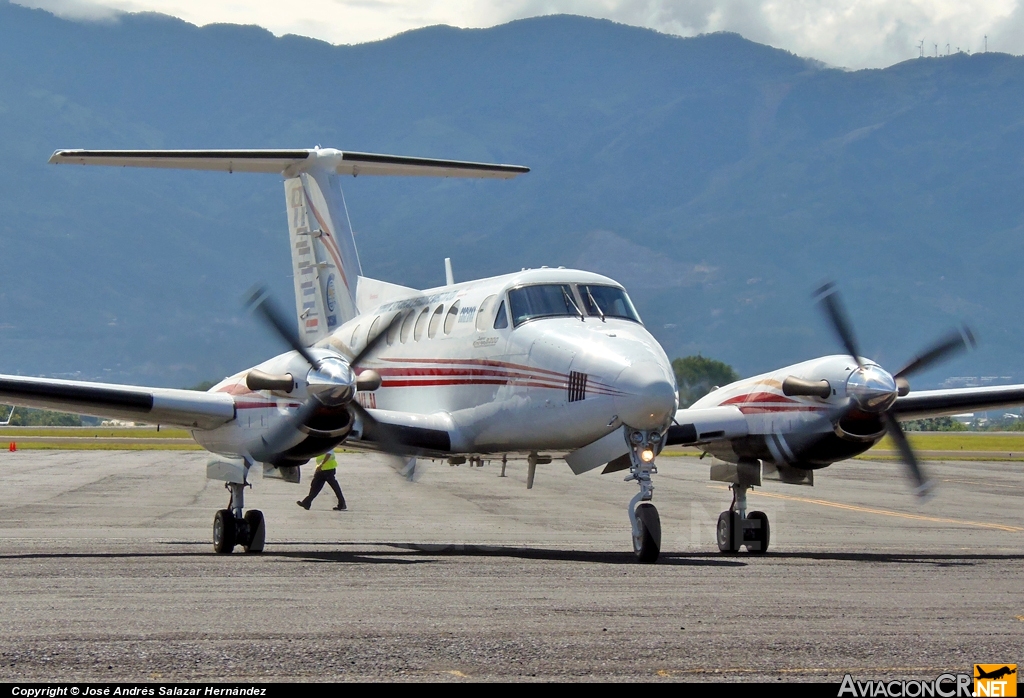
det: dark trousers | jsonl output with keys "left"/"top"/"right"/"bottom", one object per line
{"left": 301, "top": 469, "right": 345, "bottom": 507}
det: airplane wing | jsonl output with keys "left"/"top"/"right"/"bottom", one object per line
{"left": 891, "top": 384, "right": 1024, "bottom": 420}
{"left": 665, "top": 406, "right": 750, "bottom": 446}
{"left": 48, "top": 148, "right": 530, "bottom": 179}
{"left": 0, "top": 374, "right": 235, "bottom": 430}
{"left": 660, "top": 386, "right": 1024, "bottom": 448}
{"left": 347, "top": 406, "right": 453, "bottom": 456}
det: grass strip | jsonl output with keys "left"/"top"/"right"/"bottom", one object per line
{"left": 0, "top": 428, "right": 191, "bottom": 439}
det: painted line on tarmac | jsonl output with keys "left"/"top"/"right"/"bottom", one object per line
{"left": 743, "top": 488, "right": 1024, "bottom": 533}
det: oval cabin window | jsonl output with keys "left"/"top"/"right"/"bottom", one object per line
{"left": 476, "top": 295, "right": 496, "bottom": 331}
{"left": 414, "top": 307, "right": 429, "bottom": 341}
{"left": 444, "top": 302, "right": 460, "bottom": 334}
{"left": 367, "top": 316, "right": 382, "bottom": 344}
{"left": 400, "top": 310, "right": 415, "bottom": 343}
{"left": 386, "top": 312, "right": 402, "bottom": 346}
{"left": 428, "top": 305, "right": 444, "bottom": 338}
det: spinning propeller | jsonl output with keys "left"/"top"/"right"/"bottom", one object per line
{"left": 244, "top": 285, "right": 414, "bottom": 465}
{"left": 799, "top": 282, "right": 975, "bottom": 497}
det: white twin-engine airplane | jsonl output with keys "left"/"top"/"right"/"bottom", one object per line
{"left": 3, "top": 147, "right": 1024, "bottom": 564}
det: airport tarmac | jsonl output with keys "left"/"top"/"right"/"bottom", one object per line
{"left": 0, "top": 450, "right": 1021, "bottom": 682}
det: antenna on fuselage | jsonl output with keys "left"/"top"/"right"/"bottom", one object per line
{"left": 444, "top": 258, "right": 455, "bottom": 286}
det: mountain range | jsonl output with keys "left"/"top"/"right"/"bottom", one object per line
{"left": 1, "top": 1, "right": 1023, "bottom": 388}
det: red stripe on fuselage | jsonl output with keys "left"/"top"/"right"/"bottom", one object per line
{"left": 721, "top": 391, "right": 797, "bottom": 405}
{"left": 737, "top": 405, "right": 829, "bottom": 414}
{"left": 376, "top": 356, "right": 568, "bottom": 379}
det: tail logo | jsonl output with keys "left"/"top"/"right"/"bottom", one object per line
{"left": 325, "top": 274, "right": 337, "bottom": 313}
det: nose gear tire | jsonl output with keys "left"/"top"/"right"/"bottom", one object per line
{"left": 633, "top": 502, "right": 661, "bottom": 563}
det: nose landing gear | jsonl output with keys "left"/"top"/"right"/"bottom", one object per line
{"left": 625, "top": 428, "right": 664, "bottom": 563}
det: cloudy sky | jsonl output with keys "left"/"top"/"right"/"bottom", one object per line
{"left": 14, "top": 0, "right": 1024, "bottom": 69}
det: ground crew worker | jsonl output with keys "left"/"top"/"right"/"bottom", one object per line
{"left": 296, "top": 449, "right": 347, "bottom": 511}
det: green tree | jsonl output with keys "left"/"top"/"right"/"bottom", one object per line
{"left": 672, "top": 355, "right": 740, "bottom": 408}
{"left": 902, "top": 417, "right": 968, "bottom": 432}
{"left": 0, "top": 405, "right": 81, "bottom": 426}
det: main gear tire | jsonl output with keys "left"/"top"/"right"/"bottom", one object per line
{"left": 243, "top": 510, "right": 266, "bottom": 553}
{"left": 717, "top": 510, "right": 741, "bottom": 553}
{"left": 213, "top": 509, "right": 237, "bottom": 554}
{"left": 745, "top": 510, "right": 770, "bottom": 554}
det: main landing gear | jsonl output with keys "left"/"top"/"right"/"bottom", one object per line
{"left": 212, "top": 481, "right": 266, "bottom": 555}
{"left": 625, "top": 428, "right": 663, "bottom": 563}
{"left": 716, "top": 483, "right": 769, "bottom": 554}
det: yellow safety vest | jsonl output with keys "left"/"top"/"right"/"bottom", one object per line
{"left": 316, "top": 453, "right": 338, "bottom": 471}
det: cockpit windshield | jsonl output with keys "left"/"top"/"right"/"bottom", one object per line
{"left": 505, "top": 282, "right": 641, "bottom": 326}
{"left": 508, "top": 284, "right": 582, "bottom": 326}
{"left": 579, "top": 285, "right": 641, "bottom": 322}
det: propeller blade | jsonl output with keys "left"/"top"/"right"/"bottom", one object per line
{"left": 814, "top": 281, "right": 863, "bottom": 368}
{"left": 881, "top": 411, "right": 934, "bottom": 498}
{"left": 350, "top": 401, "right": 412, "bottom": 457}
{"left": 260, "top": 398, "right": 321, "bottom": 456}
{"left": 350, "top": 313, "right": 402, "bottom": 368}
{"left": 893, "top": 325, "right": 976, "bottom": 383}
{"left": 349, "top": 401, "right": 423, "bottom": 481}
{"left": 246, "top": 284, "right": 321, "bottom": 369}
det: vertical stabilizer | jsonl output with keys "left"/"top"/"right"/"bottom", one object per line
{"left": 285, "top": 170, "right": 363, "bottom": 344}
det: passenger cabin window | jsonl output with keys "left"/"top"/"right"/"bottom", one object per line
{"left": 367, "top": 316, "right": 382, "bottom": 344}
{"left": 493, "top": 301, "right": 508, "bottom": 330}
{"left": 428, "top": 305, "right": 444, "bottom": 338}
{"left": 444, "top": 302, "right": 460, "bottom": 334}
{"left": 579, "top": 285, "right": 642, "bottom": 323}
{"left": 476, "top": 295, "right": 496, "bottom": 331}
{"left": 507, "top": 284, "right": 582, "bottom": 326}
{"left": 400, "top": 310, "right": 415, "bottom": 343}
{"left": 386, "top": 312, "right": 401, "bottom": 346}
{"left": 413, "top": 307, "right": 429, "bottom": 341}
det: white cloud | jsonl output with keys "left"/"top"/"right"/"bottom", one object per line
{"left": 13, "top": 0, "right": 1024, "bottom": 68}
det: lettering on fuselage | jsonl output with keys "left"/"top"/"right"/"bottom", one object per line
{"left": 377, "top": 290, "right": 459, "bottom": 313}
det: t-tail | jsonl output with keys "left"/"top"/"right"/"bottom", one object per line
{"left": 49, "top": 147, "right": 529, "bottom": 343}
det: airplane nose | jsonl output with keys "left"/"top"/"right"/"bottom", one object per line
{"left": 613, "top": 361, "right": 677, "bottom": 431}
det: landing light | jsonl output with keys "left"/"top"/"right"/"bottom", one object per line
{"left": 640, "top": 448, "right": 655, "bottom": 463}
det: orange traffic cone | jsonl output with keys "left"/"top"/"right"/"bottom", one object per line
{"left": 8, "top": 442, "right": 15, "bottom": 452}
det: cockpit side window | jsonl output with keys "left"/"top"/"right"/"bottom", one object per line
{"left": 507, "top": 284, "right": 582, "bottom": 326}
{"left": 579, "top": 284, "right": 642, "bottom": 323}
{"left": 493, "top": 301, "right": 508, "bottom": 330}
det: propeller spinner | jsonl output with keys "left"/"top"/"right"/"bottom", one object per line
{"left": 245, "top": 285, "right": 415, "bottom": 468}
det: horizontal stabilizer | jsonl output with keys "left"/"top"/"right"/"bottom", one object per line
{"left": 49, "top": 148, "right": 530, "bottom": 179}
